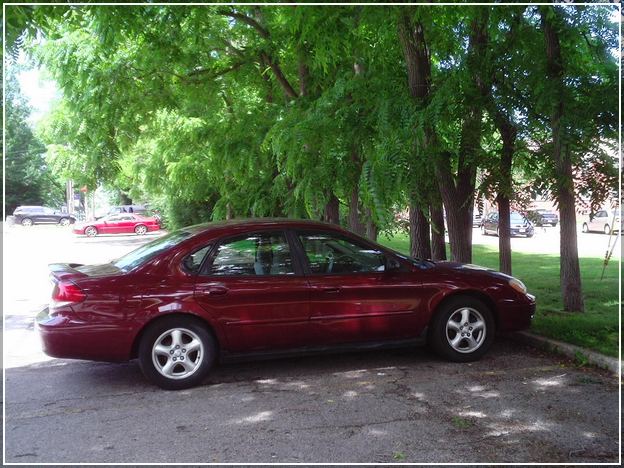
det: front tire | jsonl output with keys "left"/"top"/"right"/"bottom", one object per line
{"left": 134, "top": 224, "right": 148, "bottom": 235}
{"left": 138, "top": 316, "right": 216, "bottom": 390}
{"left": 582, "top": 223, "right": 589, "bottom": 233}
{"left": 428, "top": 296, "right": 495, "bottom": 362}
{"left": 604, "top": 224, "right": 611, "bottom": 235}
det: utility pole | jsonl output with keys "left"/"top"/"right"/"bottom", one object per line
{"left": 66, "top": 180, "right": 74, "bottom": 215}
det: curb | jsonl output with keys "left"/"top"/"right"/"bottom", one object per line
{"left": 507, "top": 331, "right": 621, "bottom": 375}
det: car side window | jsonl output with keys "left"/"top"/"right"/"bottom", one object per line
{"left": 208, "top": 232, "right": 294, "bottom": 276}
{"left": 298, "top": 232, "right": 386, "bottom": 274}
{"left": 596, "top": 210, "right": 607, "bottom": 218}
{"left": 182, "top": 245, "right": 212, "bottom": 274}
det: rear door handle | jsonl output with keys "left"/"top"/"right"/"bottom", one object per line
{"left": 321, "top": 287, "right": 341, "bottom": 294}
{"left": 197, "top": 285, "right": 228, "bottom": 296}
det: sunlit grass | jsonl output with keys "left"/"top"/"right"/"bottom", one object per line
{"left": 378, "top": 232, "right": 619, "bottom": 357}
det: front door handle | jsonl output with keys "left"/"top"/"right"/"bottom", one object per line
{"left": 321, "top": 287, "right": 341, "bottom": 293}
{"left": 197, "top": 285, "right": 228, "bottom": 296}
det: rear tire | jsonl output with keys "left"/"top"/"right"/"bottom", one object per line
{"left": 604, "top": 224, "right": 611, "bottom": 235}
{"left": 21, "top": 218, "right": 33, "bottom": 227}
{"left": 58, "top": 218, "right": 70, "bottom": 226}
{"left": 428, "top": 296, "right": 495, "bottom": 362}
{"left": 138, "top": 316, "right": 216, "bottom": 390}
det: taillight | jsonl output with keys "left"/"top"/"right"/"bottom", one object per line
{"left": 51, "top": 280, "right": 86, "bottom": 308}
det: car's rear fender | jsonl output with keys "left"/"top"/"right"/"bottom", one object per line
{"left": 129, "top": 310, "right": 224, "bottom": 360}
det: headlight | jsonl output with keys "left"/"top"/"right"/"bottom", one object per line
{"left": 509, "top": 278, "right": 527, "bottom": 294}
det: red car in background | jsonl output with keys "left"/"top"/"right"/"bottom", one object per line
{"left": 73, "top": 213, "right": 160, "bottom": 237}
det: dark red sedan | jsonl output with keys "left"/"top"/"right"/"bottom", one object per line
{"left": 37, "top": 219, "right": 535, "bottom": 389}
{"left": 73, "top": 213, "right": 160, "bottom": 237}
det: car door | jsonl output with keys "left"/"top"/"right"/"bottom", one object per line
{"left": 39, "top": 207, "right": 58, "bottom": 223}
{"left": 117, "top": 214, "right": 137, "bottom": 234}
{"left": 99, "top": 215, "right": 121, "bottom": 234}
{"left": 294, "top": 230, "right": 424, "bottom": 345}
{"left": 193, "top": 230, "right": 312, "bottom": 352}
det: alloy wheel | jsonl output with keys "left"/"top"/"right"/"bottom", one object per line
{"left": 445, "top": 307, "right": 487, "bottom": 354}
{"left": 151, "top": 328, "right": 204, "bottom": 380}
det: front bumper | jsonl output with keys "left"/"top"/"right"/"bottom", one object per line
{"left": 36, "top": 307, "right": 132, "bottom": 362}
{"left": 497, "top": 294, "right": 536, "bottom": 332}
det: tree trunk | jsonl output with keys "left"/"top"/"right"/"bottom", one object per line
{"left": 323, "top": 194, "right": 340, "bottom": 225}
{"left": 429, "top": 201, "right": 446, "bottom": 261}
{"left": 435, "top": 151, "right": 475, "bottom": 264}
{"left": 398, "top": 9, "right": 434, "bottom": 260}
{"left": 497, "top": 196, "right": 512, "bottom": 275}
{"left": 496, "top": 119, "right": 515, "bottom": 276}
{"left": 364, "top": 207, "right": 378, "bottom": 241}
{"left": 409, "top": 199, "right": 432, "bottom": 259}
{"left": 541, "top": 7, "right": 584, "bottom": 312}
{"left": 348, "top": 185, "right": 366, "bottom": 235}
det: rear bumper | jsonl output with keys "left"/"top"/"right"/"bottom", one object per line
{"left": 36, "top": 308, "right": 133, "bottom": 362}
{"left": 510, "top": 228, "right": 534, "bottom": 237}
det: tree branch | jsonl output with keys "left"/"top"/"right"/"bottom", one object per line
{"left": 217, "top": 9, "right": 270, "bottom": 39}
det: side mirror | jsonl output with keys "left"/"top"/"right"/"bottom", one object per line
{"left": 385, "top": 256, "right": 402, "bottom": 272}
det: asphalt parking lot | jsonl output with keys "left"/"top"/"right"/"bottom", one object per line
{"left": 2, "top": 223, "right": 620, "bottom": 463}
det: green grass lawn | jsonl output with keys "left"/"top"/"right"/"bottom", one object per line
{"left": 378, "top": 232, "right": 619, "bottom": 357}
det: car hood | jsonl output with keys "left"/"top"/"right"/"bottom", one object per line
{"left": 428, "top": 260, "right": 512, "bottom": 281}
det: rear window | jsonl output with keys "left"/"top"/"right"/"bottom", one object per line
{"left": 112, "top": 230, "right": 193, "bottom": 271}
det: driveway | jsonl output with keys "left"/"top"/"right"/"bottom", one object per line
{"left": 2, "top": 223, "right": 620, "bottom": 463}
{"left": 4, "top": 342, "right": 619, "bottom": 463}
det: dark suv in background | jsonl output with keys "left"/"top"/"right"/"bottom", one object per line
{"left": 12, "top": 206, "right": 76, "bottom": 226}
{"left": 481, "top": 211, "right": 534, "bottom": 237}
{"left": 526, "top": 209, "right": 559, "bottom": 227}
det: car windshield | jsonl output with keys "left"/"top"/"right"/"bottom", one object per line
{"left": 510, "top": 212, "right": 525, "bottom": 222}
{"left": 112, "top": 230, "right": 193, "bottom": 271}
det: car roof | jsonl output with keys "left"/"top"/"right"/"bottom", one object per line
{"left": 180, "top": 218, "right": 352, "bottom": 240}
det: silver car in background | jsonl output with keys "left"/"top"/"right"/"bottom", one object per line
{"left": 582, "top": 210, "right": 620, "bottom": 234}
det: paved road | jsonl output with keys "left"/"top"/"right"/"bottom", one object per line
{"left": 2, "top": 223, "right": 620, "bottom": 463}
{"left": 5, "top": 343, "right": 619, "bottom": 463}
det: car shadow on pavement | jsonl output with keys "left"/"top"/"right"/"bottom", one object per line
{"left": 5, "top": 340, "right": 619, "bottom": 463}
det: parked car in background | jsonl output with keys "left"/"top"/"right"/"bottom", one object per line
{"left": 73, "top": 213, "right": 161, "bottom": 237}
{"left": 526, "top": 209, "right": 559, "bottom": 227}
{"left": 38, "top": 218, "right": 535, "bottom": 389}
{"left": 582, "top": 210, "right": 620, "bottom": 234}
{"left": 95, "top": 205, "right": 149, "bottom": 220}
{"left": 473, "top": 212, "right": 483, "bottom": 227}
{"left": 481, "top": 211, "right": 534, "bottom": 237}
{"left": 13, "top": 206, "right": 76, "bottom": 227}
